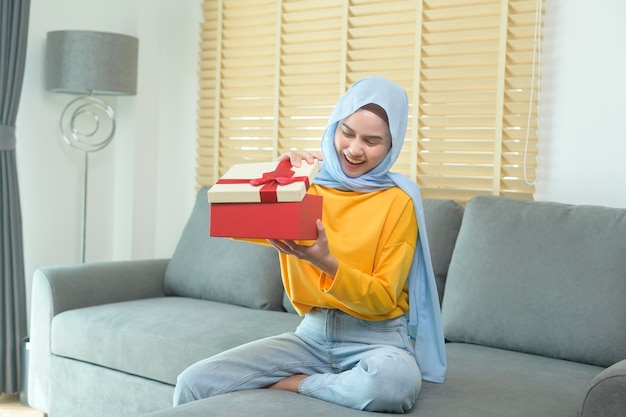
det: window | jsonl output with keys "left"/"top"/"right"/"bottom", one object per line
{"left": 196, "top": 0, "right": 544, "bottom": 202}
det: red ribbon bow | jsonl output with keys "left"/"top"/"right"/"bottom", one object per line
{"left": 216, "top": 160, "right": 310, "bottom": 203}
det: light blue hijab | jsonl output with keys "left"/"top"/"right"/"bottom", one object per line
{"left": 314, "top": 76, "right": 446, "bottom": 383}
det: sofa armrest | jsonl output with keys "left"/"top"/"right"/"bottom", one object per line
{"left": 580, "top": 359, "right": 626, "bottom": 417}
{"left": 27, "top": 258, "right": 170, "bottom": 413}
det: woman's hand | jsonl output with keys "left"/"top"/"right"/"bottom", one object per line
{"left": 278, "top": 151, "right": 323, "bottom": 168}
{"left": 268, "top": 220, "right": 338, "bottom": 278}
{"left": 273, "top": 152, "right": 332, "bottom": 274}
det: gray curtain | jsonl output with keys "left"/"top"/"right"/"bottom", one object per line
{"left": 0, "top": 0, "right": 30, "bottom": 394}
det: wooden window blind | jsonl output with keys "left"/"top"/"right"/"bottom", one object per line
{"left": 196, "top": 0, "right": 544, "bottom": 203}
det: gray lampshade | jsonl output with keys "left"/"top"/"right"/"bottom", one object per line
{"left": 46, "top": 30, "right": 139, "bottom": 96}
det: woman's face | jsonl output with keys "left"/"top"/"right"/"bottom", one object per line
{"left": 334, "top": 109, "right": 392, "bottom": 178}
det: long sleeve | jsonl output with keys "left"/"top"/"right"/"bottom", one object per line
{"left": 282, "top": 185, "right": 417, "bottom": 320}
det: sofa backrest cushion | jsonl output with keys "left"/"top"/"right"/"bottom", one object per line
{"left": 164, "top": 187, "right": 284, "bottom": 311}
{"left": 422, "top": 198, "right": 465, "bottom": 306}
{"left": 442, "top": 196, "right": 626, "bottom": 367}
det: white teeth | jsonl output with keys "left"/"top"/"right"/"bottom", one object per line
{"left": 345, "top": 154, "right": 364, "bottom": 164}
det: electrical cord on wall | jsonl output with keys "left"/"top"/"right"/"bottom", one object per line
{"left": 523, "top": 0, "right": 544, "bottom": 187}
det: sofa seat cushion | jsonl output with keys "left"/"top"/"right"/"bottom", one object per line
{"left": 141, "top": 343, "right": 604, "bottom": 417}
{"left": 51, "top": 296, "right": 303, "bottom": 385}
{"left": 412, "top": 343, "right": 603, "bottom": 417}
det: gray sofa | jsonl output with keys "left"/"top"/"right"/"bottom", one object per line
{"left": 27, "top": 189, "right": 626, "bottom": 417}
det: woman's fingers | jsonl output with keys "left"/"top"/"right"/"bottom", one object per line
{"left": 277, "top": 151, "right": 323, "bottom": 167}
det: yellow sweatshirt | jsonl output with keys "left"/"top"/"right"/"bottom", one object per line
{"left": 281, "top": 184, "right": 417, "bottom": 321}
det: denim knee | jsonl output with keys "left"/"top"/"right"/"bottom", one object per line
{"left": 173, "top": 368, "right": 196, "bottom": 405}
{"left": 299, "top": 349, "right": 421, "bottom": 413}
{"left": 357, "top": 352, "right": 422, "bottom": 413}
{"left": 173, "top": 363, "right": 213, "bottom": 406}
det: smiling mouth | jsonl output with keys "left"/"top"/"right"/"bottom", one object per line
{"left": 344, "top": 154, "right": 365, "bottom": 165}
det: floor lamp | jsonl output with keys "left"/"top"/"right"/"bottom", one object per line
{"left": 45, "top": 30, "right": 139, "bottom": 263}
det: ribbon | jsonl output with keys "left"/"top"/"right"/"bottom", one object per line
{"left": 216, "top": 160, "right": 311, "bottom": 203}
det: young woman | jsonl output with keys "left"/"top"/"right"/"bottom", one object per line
{"left": 173, "top": 76, "right": 446, "bottom": 413}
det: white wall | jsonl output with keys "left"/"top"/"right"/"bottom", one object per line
{"left": 17, "top": 0, "right": 201, "bottom": 315}
{"left": 535, "top": 0, "right": 626, "bottom": 207}
{"left": 15, "top": 0, "right": 626, "bottom": 318}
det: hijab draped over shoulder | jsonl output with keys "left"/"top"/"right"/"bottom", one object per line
{"left": 314, "top": 76, "right": 447, "bottom": 383}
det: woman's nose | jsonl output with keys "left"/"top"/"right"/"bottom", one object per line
{"left": 348, "top": 138, "right": 364, "bottom": 155}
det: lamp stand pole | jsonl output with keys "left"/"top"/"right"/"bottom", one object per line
{"left": 80, "top": 151, "right": 89, "bottom": 263}
{"left": 59, "top": 95, "right": 115, "bottom": 263}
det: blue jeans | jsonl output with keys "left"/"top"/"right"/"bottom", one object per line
{"left": 173, "top": 308, "right": 421, "bottom": 413}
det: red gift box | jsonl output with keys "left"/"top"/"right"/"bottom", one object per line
{"left": 209, "top": 194, "right": 323, "bottom": 240}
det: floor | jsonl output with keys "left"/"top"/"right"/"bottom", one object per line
{"left": 0, "top": 395, "right": 43, "bottom": 417}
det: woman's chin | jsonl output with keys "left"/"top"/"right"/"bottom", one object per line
{"left": 340, "top": 161, "right": 368, "bottom": 177}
